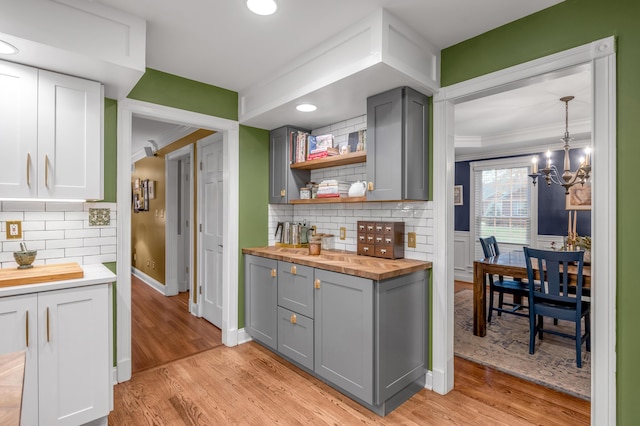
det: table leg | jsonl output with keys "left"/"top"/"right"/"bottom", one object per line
{"left": 473, "top": 262, "right": 487, "bottom": 337}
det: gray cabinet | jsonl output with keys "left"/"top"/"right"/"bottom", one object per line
{"left": 269, "top": 125, "right": 310, "bottom": 204}
{"left": 366, "top": 86, "right": 429, "bottom": 201}
{"left": 245, "top": 255, "right": 278, "bottom": 350}
{"left": 314, "top": 269, "right": 374, "bottom": 404}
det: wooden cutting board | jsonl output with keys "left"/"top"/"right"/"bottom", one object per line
{"left": 0, "top": 263, "right": 84, "bottom": 288}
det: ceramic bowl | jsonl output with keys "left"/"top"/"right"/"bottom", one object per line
{"left": 13, "top": 250, "right": 37, "bottom": 269}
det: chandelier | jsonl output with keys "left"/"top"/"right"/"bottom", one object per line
{"left": 528, "top": 96, "right": 591, "bottom": 194}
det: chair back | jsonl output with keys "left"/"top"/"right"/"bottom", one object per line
{"left": 523, "top": 247, "right": 585, "bottom": 310}
{"left": 479, "top": 236, "right": 500, "bottom": 258}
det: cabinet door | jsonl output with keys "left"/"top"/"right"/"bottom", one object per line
{"left": 0, "top": 61, "right": 38, "bottom": 198}
{"left": 278, "top": 261, "right": 314, "bottom": 318}
{"left": 403, "top": 87, "right": 429, "bottom": 200}
{"left": 245, "top": 255, "right": 278, "bottom": 350}
{"left": 38, "top": 284, "right": 109, "bottom": 426}
{"left": 314, "top": 269, "right": 373, "bottom": 404}
{"left": 277, "top": 307, "right": 314, "bottom": 370}
{"left": 269, "top": 126, "right": 310, "bottom": 204}
{"left": 38, "top": 70, "right": 103, "bottom": 200}
{"left": 366, "top": 87, "right": 429, "bottom": 201}
{"left": 0, "top": 294, "right": 39, "bottom": 426}
{"left": 366, "top": 87, "right": 403, "bottom": 201}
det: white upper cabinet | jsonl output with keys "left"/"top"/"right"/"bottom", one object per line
{"left": 0, "top": 61, "right": 38, "bottom": 199}
{"left": 0, "top": 60, "right": 104, "bottom": 201}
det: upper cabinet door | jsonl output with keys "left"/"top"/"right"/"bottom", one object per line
{"left": 0, "top": 61, "right": 38, "bottom": 198}
{"left": 38, "top": 70, "right": 103, "bottom": 200}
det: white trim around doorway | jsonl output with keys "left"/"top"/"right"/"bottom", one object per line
{"left": 432, "top": 36, "right": 616, "bottom": 426}
{"left": 116, "top": 99, "right": 240, "bottom": 383}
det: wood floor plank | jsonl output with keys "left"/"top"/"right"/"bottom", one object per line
{"left": 130, "top": 274, "right": 223, "bottom": 373}
{"left": 110, "top": 342, "right": 589, "bottom": 425}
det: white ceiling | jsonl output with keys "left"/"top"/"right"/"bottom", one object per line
{"left": 95, "top": 0, "right": 578, "bottom": 160}
{"left": 96, "top": 0, "right": 563, "bottom": 94}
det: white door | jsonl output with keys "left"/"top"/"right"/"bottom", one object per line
{"left": 199, "top": 136, "right": 224, "bottom": 327}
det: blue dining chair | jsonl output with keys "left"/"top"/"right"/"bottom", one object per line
{"left": 523, "top": 247, "right": 591, "bottom": 368}
{"left": 479, "top": 236, "right": 529, "bottom": 323}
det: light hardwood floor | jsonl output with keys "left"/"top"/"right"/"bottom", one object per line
{"left": 108, "top": 277, "right": 590, "bottom": 425}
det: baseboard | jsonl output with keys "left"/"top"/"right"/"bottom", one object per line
{"left": 424, "top": 370, "right": 433, "bottom": 390}
{"left": 455, "top": 271, "right": 473, "bottom": 283}
{"left": 117, "top": 358, "right": 132, "bottom": 383}
{"left": 131, "top": 267, "right": 166, "bottom": 295}
{"left": 237, "top": 328, "right": 252, "bottom": 345}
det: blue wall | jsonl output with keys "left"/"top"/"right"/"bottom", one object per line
{"left": 454, "top": 149, "right": 591, "bottom": 236}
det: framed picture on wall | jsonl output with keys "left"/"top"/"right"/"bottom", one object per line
{"left": 454, "top": 185, "right": 464, "bottom": 206}
{"left": 566, "top": 181, "right": 591, "bottom": 210}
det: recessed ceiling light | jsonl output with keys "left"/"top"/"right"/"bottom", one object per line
{"left": 296, "top": 103, "right": 317, "bottom": 112}
{"left": 247, "top": 0, "right": 277, "bottom": 16}
{"left": 0, "top": 40, "right": 18, "bottom": 55}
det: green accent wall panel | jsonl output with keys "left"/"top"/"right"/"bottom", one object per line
{"left": 103, "top": 98, "right": 117, "bottom": 203}
{"left": 127, "top": 68, "right": 238, "bottom": 121}
{"left": 442, "top": 0, "right": 640, "bottom": 422}
{"left": 238, "top": 125, "right": 270, "bottom": 329}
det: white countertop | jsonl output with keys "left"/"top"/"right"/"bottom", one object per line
{"left": 0, "top": 264, "right": 116, "bottom": 297}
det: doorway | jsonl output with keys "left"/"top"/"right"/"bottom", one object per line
{"left": 432, "top": 37, "right": 616, "bottom": 423}
{"left": 116, "top": 99, "right": 240, "bottom": 383}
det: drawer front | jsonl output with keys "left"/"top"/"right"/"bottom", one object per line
{"left": 278, "top": 261, "right": 314, "bottom": 318}
{"left": 374, "top": 245, "right": 394, "bottom": 259}
{"left": 278, "top": 307, "right": 314, "bottom": 370}
{"left": 357, "top": 244, "right": 374, "bottom": 256}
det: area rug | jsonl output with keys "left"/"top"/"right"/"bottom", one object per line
{"left": 454, "top": 289, "right": 591, "bottom": 400}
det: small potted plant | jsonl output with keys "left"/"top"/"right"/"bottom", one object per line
{"left": 575, "top": 235, "right": 591, "bottom": 264}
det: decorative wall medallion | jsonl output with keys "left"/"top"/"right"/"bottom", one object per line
{"left": 89, "top": 208, "right": 111, "bottom": 226}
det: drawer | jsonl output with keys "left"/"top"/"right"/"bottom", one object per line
{"left": 374, "top": 246, "right": 394, "bottom": 259}
{"left": 357, "top": 233, "right": 366, "bottom": 243}
{"left": 357, "top": 222, "right": 366, "bottom": 233}
{"left": 357, "top": 244, "right": 374, "bottom": 256}
{"left": 365, "top": 234, "right": 375, "bottom": 244}
{"left": 278, "top": 307, "right": 314, "bottom": 370}
{"left": 278, "top": 261, "right": 314, "bottom": 318}
{"left": 366, "top": 222, "right": 375, "bottom": 233}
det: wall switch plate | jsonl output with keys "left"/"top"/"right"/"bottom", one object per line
{"left": 408, "top": 232, "right": 417, "bottom": 248}
{"left": 339, "top": 227, "right": 346, "bottom": 240}
{"left": 6, "top": 221, "right": 22, "bottom": 239}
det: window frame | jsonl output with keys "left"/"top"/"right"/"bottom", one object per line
{"left": 469, "top": 156, "right": 538, "bottom": 261}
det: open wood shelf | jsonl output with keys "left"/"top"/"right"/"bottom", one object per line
{"left": 290, "top": 196, "right": 367, "bottom": 204}
{"left": 289, "top": 151, "right": 366, "bottom": 170}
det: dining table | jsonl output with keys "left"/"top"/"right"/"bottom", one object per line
{"left": 472, "top": 250, "right": 591, "bottom": 337}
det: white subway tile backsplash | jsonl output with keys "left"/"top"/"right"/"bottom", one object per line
{"left": 0, "top": 201, "right": 118, "bottom": 266}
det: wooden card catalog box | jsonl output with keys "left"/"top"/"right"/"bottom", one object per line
{"left": 356, "top": 221, "right": 404, "bottom": 259}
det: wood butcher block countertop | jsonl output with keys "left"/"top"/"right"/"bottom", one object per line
{"left": 242, "top": 246, "right": 432, "bottom": 281}
{"left": 0, "top": 351, "right": 25, "bottom": 426}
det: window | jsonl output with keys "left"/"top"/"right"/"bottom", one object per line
{"left": 470, "top": 157, "right": 538, "bottom": 259}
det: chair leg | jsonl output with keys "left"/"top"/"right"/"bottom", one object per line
{"left": 529, "top": 313, "right": 536, "bottom": 355}
{"left": 497, "top": 291, "right": 504, "bottom": 316}
{"left": 488, "top": 288, "right": 495, "bottom": 323}
{"left": 538, "top": 316, "right": 544, "bottom": 340}
{"left": 576, "top": 316, "right": 582, "bottom": 368}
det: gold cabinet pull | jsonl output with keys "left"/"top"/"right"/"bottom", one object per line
{"left": 290, "top": 314, "right": 297, "bottom": 324}
{"left": 367, "top": 181, "right": 374, "bottom": 191}
{"left": 46, "top": 307, "right": 50, "bottom": 342}
{"left": 25, "top": 310, "right": 29, "bottom": 348}
{"left": 26, "top": 153, "right": 31, "bottom": 187}
{"left": 314, "top": 279, "right": 320, "bottom": 289}
{"left": 44, "top": 155, "right": 49, "bottom": 188}
{"left": 271, "top": 269, "right": 276, "bottom": 278}
{"left": 290, "top": 265, "right": 296, "bottom": 275}
{"left": 280, "top": 189, "right": 286, "bottom": 197}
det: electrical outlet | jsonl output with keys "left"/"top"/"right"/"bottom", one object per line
{"left": 6, "top": 221, "right": 22, "bottom": 239}
{"left": 146, "top": 260, "right": 150, "bottom": 267}
{"left": 408, "top": 232, "right": 417, "bottom": 248}
{"left": 152, "top": 261, "right": 156, "bottom": 270}
{"left": 339, "top": 227, "right": 346, "bottom": 240}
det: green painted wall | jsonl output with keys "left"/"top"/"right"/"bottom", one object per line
{"left": 102, "top": 98, "right": 117, "bottom": 202}
{"left": 237, "top": 125, "right": 270, "bottom": 329}
{"left": 127, "top": 68, "right": 238, "bottom": 121}
{"left": 441, "top": 0, "right": 639, "bottom": 422}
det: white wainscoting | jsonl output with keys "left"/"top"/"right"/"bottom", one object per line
{"left": 454, "top": 231, "right": 567, "bottom": 283}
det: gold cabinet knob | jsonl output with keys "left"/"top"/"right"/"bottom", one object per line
{"left": 291, "top": 265, "right": 297, "bottom": 275}
{"left": 290, "top": 314, "right": 297, "bottom": 324}
{"left": 271, "top": 269, "right": 276, "bottom": 278}
{"left": 314, "top": 279, "right": 320, "bottom": 289}
{"left": 280, "top": 189, "right": 286, "bottom": 196}
{"left": 367, "top": 181, "right": 374, "bottom": 191}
